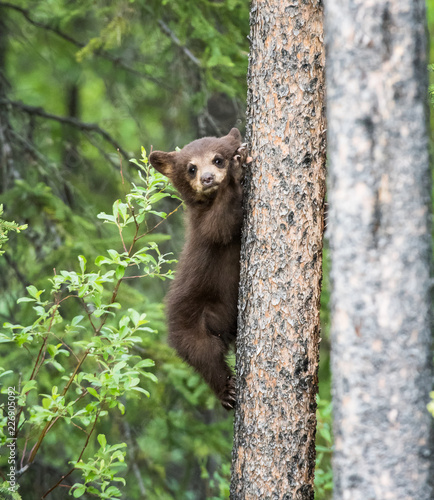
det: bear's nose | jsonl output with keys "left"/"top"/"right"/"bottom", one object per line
{"left": 200, "top": 173, "right": 215, "bottom": 187}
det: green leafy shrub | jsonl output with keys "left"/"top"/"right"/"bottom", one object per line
{"left": 315, "top": 396, "right": 333, "bottom": 499}
{"left": 0, "top": 150, "right": 181, "bottom": 498}
{"left": 0, "top": 205, "right": 27, "bottom": 256}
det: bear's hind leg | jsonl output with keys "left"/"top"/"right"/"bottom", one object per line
{"left": 168, "top": 327, "right": 236, "bottom": 410}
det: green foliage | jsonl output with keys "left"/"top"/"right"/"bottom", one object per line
{"left": 0, "top": 205, "right": 27, "bottom": 256}
{"left": 315, "top": 397, "right": 333, "bottom": 499}
{"left": 70, "top": 435, "right": 127, "bottom": 499}
{"left": 0, "top": 482, "right": 22, "bottom": 500}
{"left": 205, "top": 462, "right": 231, "bottom": 500}
{"left": 0, "top": 1, "right": 339, "bottom": 498}
{"left": 0, "top": 154, "right": 182, "bottom": 498}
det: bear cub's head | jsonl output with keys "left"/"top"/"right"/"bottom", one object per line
{"left": 150, "top": 128, "right": 244, "bottom": 204}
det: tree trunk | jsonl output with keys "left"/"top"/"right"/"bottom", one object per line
{"left": 231, "top": 1, "right": 326, "bottom": 498}
{"left": 324, "top": 1, "right": 434, "bottom": 499}
{"left": 0, "top": 8, "right": 14, "bottom": 193}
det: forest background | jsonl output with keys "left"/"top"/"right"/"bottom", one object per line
{"left": 0, "top": 1, "right": 432, "bottom": 499}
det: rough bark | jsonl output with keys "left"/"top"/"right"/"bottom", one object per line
{"left": 324, "top": 1, "right": 434, "bottom": 499}
{"left": 231, "top": 1, "right": 326, "bottom": 499}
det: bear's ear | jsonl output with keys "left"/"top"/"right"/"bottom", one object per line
{"left": 149, "top": 151, "right": 176, "bottom": 178}
{"left": 227, "top": 128, "right": 242, "bottom": 142}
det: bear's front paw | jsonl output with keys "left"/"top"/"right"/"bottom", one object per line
{"left": 219, "top": 376, "right": 236, "bottom": 411}
{"left": 233, "top": 143, "right": 252, "bottom": 167}
{"left": 232, "top": 144, "right": 252, "bottom": 182}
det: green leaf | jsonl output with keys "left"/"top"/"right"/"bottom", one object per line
{"left": 117, "top": 202, "right": 129, "bottom": 222}
{"left": 49, "top": 360, "right": 65, "bottom": 372}
{"left": 26, "top": 285, "right": 44, "bottom": 300}
{"left": 21, "top": 380, "right": 37, "bottom": 394}
{"left": 17, "top": 297, "right": 36, "bottom": 303}
{"left": 148, "top": 192, "right": 170, "bottom": 204}
{"left": 78, "top": 255, "right": 87, "bottom": 274}
{"left": 142, "top": 372, "right": 158, "bottom": 383}
{"left": 129, "top": 377, "right": 140, "bottom": 387}
{"left": 3, "top": 322, "right": 23, "bottom": 330}
{"left": 87, "top": 387, "right": 100, "bottom": 400}
{"left": 135, "top": 359, "right": 155, "bottom": 368}
{"left": 47, "top": 344, "right": 57, "bottom": 357}
{"left": 95, "top": 255, "right": 107, "bottom": 266}
{"left": 97, "top": 212, "right": 117, "bottom": 223}
{"left": 129, "top": 158, "right": 141, "bottom": 168}
{"left": 107, "top": 249, "right": 120, "bottom": 260}
{"left": 26, "top": 285, "right": 39, "bottom": 298}
{"left": 97, "top": 433, "right": 107, "bottom": 448}
{"left": 72, "top": 484, "right": 86, "bottom": 498}
{"left": 131, "top": 387, "right": 150, "bottom": 397}
{"left": 71, "top": 315, "right": 84, "bottom": 326}
{"left": 115, "top": 266, "right": 125, "bottom": 280}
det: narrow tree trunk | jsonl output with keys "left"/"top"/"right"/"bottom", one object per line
{"left": 0, "top": 9, "right": 13, "bottom": 193}
{"left": 324, "top": 1, "right": 434, "bottom": 498}
{"left": 231, "top": 1, "right": 326, "bottom": 498}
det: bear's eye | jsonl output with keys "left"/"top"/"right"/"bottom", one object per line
{"left": 214, "top": 157, "right": 224, "bottom": 168}
{"left": 188, "top": 164, "right": 197, "bottom": 176}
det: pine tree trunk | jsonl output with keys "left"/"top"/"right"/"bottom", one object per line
{"left": 0, "top": 9, "right": 13, "bottom": 193}
{"left": 324, "top": 0, "right": 434, "bottom": 498}
{"left": 231, "top": 1, "right": 326, "bottom": 498}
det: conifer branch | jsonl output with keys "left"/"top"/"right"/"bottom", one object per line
{"left": 0, "top": 98, "right": 130, "bottom": 160}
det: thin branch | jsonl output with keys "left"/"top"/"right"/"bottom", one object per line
{"left": 0, "top": 2, "right": 163, "bottom": 85}
{"left": 203, "top": 109, "right": 223, "bottom": 136}
{"left": 1, "top": 2, "right": 83, "bottom": 46}
{"left": 60, "top": 349, "right": 90, "bottom": 398}
{"left": 82, "top": 131, "right": 123, "bottom": 170}
{"left": 3, "top": 253, "right": 30, "bottom": 289}
{"left": 1, "top": 98, "right": 130, "bottom": 160}
{"left": 79, "top": 298, "right": 98, "bottom": 333}
{"left": 158, "top": 19, "right": 202, "bottom": 67}
{"left": 20, "top": 438, "right": 28, "bottom": 471}
{"left": 45, "top": 390, "right": 88, "bottom": 435}
{"left": 26, "top": 348, "right": 89, "bottom": 466}
{"left": 121, "top": 418, "right": 146, "bottom": 496}
{"left": 41, "top": 408, "right": 101, "bottom": 499}
{"left": 49, "top": 332, "right": 80, "bottom": 363}
{"left": 121, "top": 273, "right": 151, "bottom": 280}
{"left": 117, "top": 220, "right": 128, "bottom": 253}
{"left": 135, "top": 201, "right": 183, "bottom": 242}
{"left": 10, "top": 128, "right": 51, "bottom": 165}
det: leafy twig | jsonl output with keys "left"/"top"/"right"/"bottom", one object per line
{"left": 135, "top": 201, "right": 183, "bottom": 241}
{"left": 158, "top": 19, "right": 201, "bottom": 67}
{"left": 41, "top": 408, "right": 102, "bottom": 499}
{"left": 14, "top": 296, "right": 62, "bottom": 440}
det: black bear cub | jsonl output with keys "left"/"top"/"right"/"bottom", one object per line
{"left": 149, "top": 128, "right": 249, "bottom": 410}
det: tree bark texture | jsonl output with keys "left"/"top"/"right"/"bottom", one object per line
{"left": 231, "top": 1, "right": 326, "bottom": 499}
{"left": 324, "top": 1, "right": 434, "bottom": 499}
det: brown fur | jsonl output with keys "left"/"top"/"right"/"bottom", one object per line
{"left": 149, "top": 128, "right": 248, "bottom": 409}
